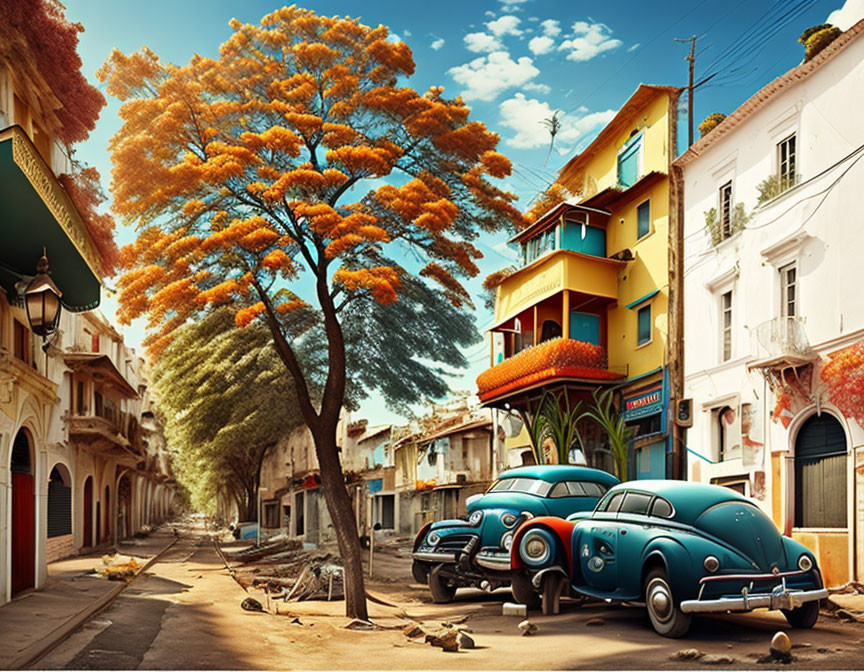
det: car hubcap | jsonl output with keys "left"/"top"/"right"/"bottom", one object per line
{"left": 648, "top": 580, "right": 673, "bottom": 622}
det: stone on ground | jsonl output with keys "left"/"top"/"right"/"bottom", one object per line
{"left": 518, "top": 619, "right": 537, "bottom": 636}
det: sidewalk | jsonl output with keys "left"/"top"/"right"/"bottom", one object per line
{"left": 0, "top": 528, "right": 178, "bottom": 671}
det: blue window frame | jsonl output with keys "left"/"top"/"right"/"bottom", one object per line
{"left": 617, "top": 133, "right": 642, "bottom": 188}
{"left": 637, "top": 304, "right": 651, "bottom": 346}
{"left": 637, "top": 200, "right": 650, "bottom": 239}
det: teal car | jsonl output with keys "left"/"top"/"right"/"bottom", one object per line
{"left": 412, "top": 465, "right": 619, "bottom": 603}
{"left": 511, "top": 480, "right": 828, "bottom": 637}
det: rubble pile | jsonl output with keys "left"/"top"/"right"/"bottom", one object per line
{"left": 98, "top": 553, "right": 141, "bottom": 581}
{"left": 222, "top": 538, "right": 345, "bottom": 602}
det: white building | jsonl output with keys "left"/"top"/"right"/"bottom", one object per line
{"left": 677, "top": 20, "right": 864, "bottom": 588}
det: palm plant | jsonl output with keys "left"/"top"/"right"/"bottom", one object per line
{"left": 541, "top": 391, "right": 583, "bottom": 465}
{"left": 579, "top": 389, "right": 632, "bottom": 480}
{"left": 517, "top": 401, "right": 550, "bottom": 465}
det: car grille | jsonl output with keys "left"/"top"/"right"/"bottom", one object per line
{"left": 437, "top": 533, "right": 478, "bottom": 552}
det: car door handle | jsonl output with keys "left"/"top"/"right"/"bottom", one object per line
{"left": 620, "top": 529, "right": 627, "bottom": 535}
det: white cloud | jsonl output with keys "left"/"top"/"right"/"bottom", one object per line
{"left": 464, "top": 32, "right": 504, "bottom": 53}
{"left": 431, "top": 38, "right": 445, "bottom": 51}
{"left": 403, "top": 29, "right": 412, "bottom": 37}
{"left": 558, "top": 21, "right": 622, "bottom": 62}
{"left": 487, "top": 15, "right": 523, "bottom": 37}
{"left": 529, "top": 35, "right": 555, "bottom": 55}
{"left": 449, "top": 52, "right": 540, "bottom": 102}
{"left": 524, "top": 81, "right": 551, "bottom": 94}
{"left": 627, "top": 42, "right": 641, "bottom": 52}
{"left": 500, "top": 0, "right": 531, "bottom": 8}
{"left": 498, "top": 93, "right": 616, "bottom": 153}
{"left": 485, "top": 10, "right": 497, "bottom": 18}
{"left": 388, "top": 32, "right": 402, "bottom": 43}
{"left": 827, "top": 0, "right": 864, "bottom": 30}
{"left": 540, "top": 19, "right": 561, "bottom": 37}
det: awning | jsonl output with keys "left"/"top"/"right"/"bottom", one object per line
{"left": 64, "top": 353, "right": 138, "bottom": 398}
{"left": 0, "top": 126, "right": 101, "bottom": 311}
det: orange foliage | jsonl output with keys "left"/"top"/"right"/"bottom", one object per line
{"left": 476, "top": 338, "right": 618, "bottom": 400}
{"left": 57, "top": 168, "right": 120, "bottom": 277}
{"left": 524, "top": 183, "right": 570, "bottom": 224}
{"left": 821, "top": 339, "right": 864, "bottom": 426}
{"left": 98, "top": 6, "right": 522, "bottom": 352}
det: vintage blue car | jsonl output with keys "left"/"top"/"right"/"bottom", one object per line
{"left": 511, "top": 480, "right": 828, "bottom": 637}
{"left": 412, "top": 465, "right": 619, "bottom": 603}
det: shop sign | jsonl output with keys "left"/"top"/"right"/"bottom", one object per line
{"left": 367, "top": 478, "right": 383, "bottom": 495}
{"left": 622, "top": 386, "right": 663, "bottom": 420}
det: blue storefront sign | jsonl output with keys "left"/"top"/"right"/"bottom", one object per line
{"left": 622, "top": 386, "right": 663, "bottom": 421}
{"left": 367, "top": 478, "right": 383, "bottom": 495}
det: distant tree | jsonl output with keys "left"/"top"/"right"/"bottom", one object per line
{"left": 698, "top": 113, "right": 726, "bottom": 138}
{"left": 801, "top": 25, "right": 841, "bottom": 62}
{"left": 151, "top": 308, "right": 305, "bottom": 521}
{"left": 580, "top": 389, "right": 632, "bottom": 481}
{"left": 98, "top": 6, "right": 522, "bottom": 620}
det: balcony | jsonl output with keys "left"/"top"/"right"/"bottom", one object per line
{"left": 749, "top": 317, "right": 817, "bottom": 370}
{"left": 477, "top": 337, "right": 624, "bottom": 406}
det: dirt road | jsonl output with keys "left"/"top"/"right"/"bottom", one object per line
{"left": 31, "top": 521, "right": 864, "bottom": 670}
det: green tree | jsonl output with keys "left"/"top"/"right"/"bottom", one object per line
{"left": 580, "top": 389, "right": 632, "bottom": 480}
{"left": 151, "top": 308, "right": 305, "bottom": 520}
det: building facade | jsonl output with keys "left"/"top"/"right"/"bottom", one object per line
{"left": 678, "top": 20, "right": 864, "bottom": 588}
{"left": 479, "top": 85, "right": 681, "bottom": 479}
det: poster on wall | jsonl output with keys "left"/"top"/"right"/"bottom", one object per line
{"left": 741, "top": 402, "right": 765, "bottom": 468}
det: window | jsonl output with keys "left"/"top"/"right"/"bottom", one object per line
{"left": 76, "top": 381, "right": 85, "bottom": 415}
{"left": 711, "top": 475, "right": 748, "bottom": 496}
{"left": 294, "top": 491, "right": 305, "bottom": 536}
{"left": 91, "top": 332, "right": 100, "bottom": 353}
{"left": 617, "top": 132, "right": 642, "bottom": 188}
{"left": 263, "top": 501, "right": 280, "bottom": 528}
{"left": 650, "top": 497, "right": 673, "bottom": 518}
{"left": 717, "top": 406, "right": 738, "bottom": 461}
{"left": 540, "top": 320, "right": 562, "bottom": 343}
{"left": 549, "top": 481, "right": 607, "bottom": 498}
{"left": 636, "top": 200, "right": 651, "bottom": 239}
{"left": 637, "top": 305, "right": 651, "bottom": 346}
{"left": 13, "top": 320, "right": 30, "bottom": 364}
{"left": 604, "top": 492, "right": 625, "bottom": 512}
{"left": 719, "top": 181, "right": 733, "bottom": 240}
{"left": 721, "top": 291, "right": 732, "bottom": 361}
{"left": 619, "top": 492, "right": 653, "bottom": 514}
{"left": 778, "top": 134, "right": 797, "bottom": 191}
{"left": 780, "top": 263, "right": 797, "bottom": 318}
{"left": 794, "top": 413, "right": 847, "bottom": 528}
{"left": 521, "top": 227, "right": 557, "bottom": 265}
{"left": 549, "top": 482, "right": 570, "bottom": 498}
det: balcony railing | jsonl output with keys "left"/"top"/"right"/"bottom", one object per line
{"left": 753, "top": 317, "right": 812, "bottom": 359}
{"left": 477, "top": 337, "right": 623, "bottom": 402}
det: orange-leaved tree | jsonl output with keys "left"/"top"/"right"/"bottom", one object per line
{"left": 98, "top": 6, "right": 524, "bottom": 620}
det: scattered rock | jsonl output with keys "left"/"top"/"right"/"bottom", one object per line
{"left": 674, "top": 649, "right": 704, "bottom": 661}
{"left": 240, "top": 597, "right": 264, "bottom": 612}
{"left": 701, "top": 654, "right": 736, "bottom": 665}
{"left": 425, "top": 627, "right": 459, "bottom": 652}
{"left": 402, "top": 623, "right": 425, "bottom": 639}
{"left": 817, "top": 648, "right": 829, "bottom": 654}
{"left": 345, "top": 618, "right": 376, "bottom": 631}
{"left": 518, "top": 619, "right": 537, "bottom": 636}
{"left": 290, "top": 617, "right": 303, "bottom": 625}
{"left": 771, "top": 631, "right": 792, "bottom": 655}
{"left": 585, "top": 617, "right": 605, "bottom": 627}
{"left": 726, "top": 643, "right": 733, "bottom": 649}
{"left": 458, "top": 631, "right": 475, "bottom": 649}
{"left": 791, "top": 642, "right": 811, "bottom": 649}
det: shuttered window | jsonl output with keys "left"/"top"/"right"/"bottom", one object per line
{"left": 48, "top": 467, "right": 72, "bottom": 537}
{"left": 637, "top": 200, "right": 651, "bottom": 239}
{"left": 617, "top": 133, "right": 642, "bottom": 188}
{"left": 795, "top": 414, "right": 847, "bottom": 528}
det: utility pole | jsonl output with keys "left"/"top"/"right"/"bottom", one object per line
{"left": 675, "top": 35, "right": 698, "bottom": 147}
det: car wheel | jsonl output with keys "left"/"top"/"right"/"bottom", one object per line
{"left": 644, "top": 568, "right": 692, "bottom": 638}
{"left": 541, "top": 572, "right": 567, "bottom": 616}
{"left": 412, "top": 560, "right": 430, "bottom": 585}
{"left": 782, "top": 601, "right": 819, "bottom": 629}
{"left": 510, "top": 571, "right": 540, "bottom": 608}
{"left": 429, "top": 564, "right": 457, "bottom": 603}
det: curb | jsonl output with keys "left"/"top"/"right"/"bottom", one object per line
{"left": 5, "top": 536, "right": 179, "bottom": 671}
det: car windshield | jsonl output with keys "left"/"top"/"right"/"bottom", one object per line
{"left": 488, "top": 477, "right": 552, "bottom": 496}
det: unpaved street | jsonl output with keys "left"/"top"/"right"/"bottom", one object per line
{"left": 31, "top": 520, "right": 864, "bottom": 670}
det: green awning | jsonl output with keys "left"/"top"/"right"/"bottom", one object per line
{"left": 0, "top": 127, "right": 101, "bottom": 312}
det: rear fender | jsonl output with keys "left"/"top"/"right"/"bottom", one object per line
{"left": 511, "top": 517, "right": 575, "bottom": 571}
{"left": 413, "top": 522, "right": 432, "bottom": 552}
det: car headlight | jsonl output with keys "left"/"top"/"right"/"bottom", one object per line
{"left": 427, "top": 532, "right": 440, "bottom": 547}
{"left": 501, "top": 513, "right": 518, "bottom": 528}
{"left": 798, "top": 554, "right": 814, "bottom": 571}
{"left": 469, "top": 510, "right": 483, "bottom": 525}
{"left": 519, "top": 530, "right": 553, "bottom": 566}
{"left": 703, "top": 555, "right": 720, "bottom": 573}
{"left": 502, "top": 532, "right": 514, "bottom": 552}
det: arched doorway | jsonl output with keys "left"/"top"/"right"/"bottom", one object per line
{"left": 117, "top": 474, "right": 132, "bottom": 540}
{"left": 10, "top": 429, "right": 35, "bottom": 596}
{"left": 83, "top": 476, "right": 93, "bottom": 548}
{"left": 47, "top": 465, "right": 72, "bottom": 541}
{"left": 794, "top": 413, "right": 847, "bottom": 528}
{"left": 104, "top": 485, "right": 111, "bottom": 544}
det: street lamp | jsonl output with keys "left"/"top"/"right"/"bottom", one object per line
{"left": 24, "top": 252, "right": 62, "bottom": 340}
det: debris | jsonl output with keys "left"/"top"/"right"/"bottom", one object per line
{"left": 457, "top": 631, "right": 475, "bottom": 649}
{"left": 817, "top": 648, "right": 829, "bottom": 654}
{"left": 502, "top": 602, "right": 528, "bottom": 617}
{"left": 402, "top": 623, "right": 425, "bottom": 639}
{"left": 585, "top": 617, "right": 605, "bottom": 626}
{"left": 769, "top": 631, "right": 793, "bottom": 662}
{"left": 345, "top": 618, "right": 376, "bottom": 631}
{"left": 99, "top": 554, "right": 141, "bottom": 582}
{"left": 674, "top": 649, "right": 704, "bottom": 661}
{"left": 290, "top": 617, "right": 303, "bottom": 626}
{"left": 791, "top": 642, "right": 811, "bottom": 649}
{"left": 425, "top": 627, "right": 459, "bottom": 652}
{"left": 241, "top": 597, "right": 264, "bottom": 612}
{"left": 518, "top": 619, "right": 537, "bottom": 636}
{"left": 701, "top": 654, "right": 736, "bottom": 665}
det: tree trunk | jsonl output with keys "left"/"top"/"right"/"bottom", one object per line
{"left": 312, "top": 420, "right": 368, "bottom": 621}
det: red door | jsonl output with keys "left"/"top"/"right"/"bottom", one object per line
{"left": 83, "top": 477, "right": 93, "bottom": 548}
{"left": 11, "top": 472, "right": 35, "bottom": 596}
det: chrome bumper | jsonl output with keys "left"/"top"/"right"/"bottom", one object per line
{"left": 680, "top": 588, "right": 828, "bottom": 613}
{"left": 413, "top": 550, "right": 457, "bottom": 563}
{"left": 474, "top": 551, "right": 511, "bottom": 571}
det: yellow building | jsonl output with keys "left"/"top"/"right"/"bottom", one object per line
{"left": 478, "top": 85, "right": 682, "bottom": 478}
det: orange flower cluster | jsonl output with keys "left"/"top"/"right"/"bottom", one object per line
{"left": 419, "top": 263, "right": 470, "bottom": 307}
{"left": 482, "top": 268, "right": 514, "bottom": 291}
{"left": 821, "top": 339, "right": 864, "bottom": 425}
{"left": 523, "top": 183, "right": 570, "bottom": 225}
{"left": 476, "top": 337, "right": 617, "bottom": 399}
{"left": 333, "top": 267, "right": 401, "bottom": 304}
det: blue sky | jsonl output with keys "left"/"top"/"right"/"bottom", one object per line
{"left": 65, "top": 0, "right": 862, "bottom": 424}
